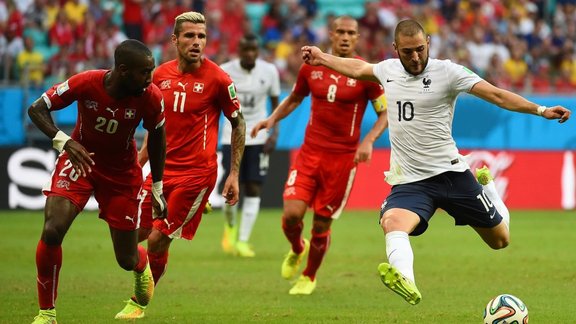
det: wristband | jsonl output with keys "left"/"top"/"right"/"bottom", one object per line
{"left": 52, "top": 130, "right": 71, "bottom": 153}
{"left": 537, "top": 105, "right": 548, "bottom": 116}
{"left": 151, "top": 181, "right": 165, "bottom": 218}
{"left": 152, "top": 181, "right": 163, "bottom": 199}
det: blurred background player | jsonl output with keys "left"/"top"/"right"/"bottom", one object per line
{"left": 117, "top": 12, "right": 245, "bottom": 319}
{"left": 301, "top": 19, "right": 571, "bottom": 305}
{"left": 219, "top": 33, "right": 281, "bottom": 258}
{"left": 28, "top": 39, "right": 166, "bottom": 323}
{"left": 251, "top": 16, "right": 388, "bottom": 295}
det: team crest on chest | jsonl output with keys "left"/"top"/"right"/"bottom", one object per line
{"left": 346, "top": 78, "right": 357, "bottom": 87}
{"left": 193, "top": 82, "right": 204, "bottom": 93}
{"left": 421, "top": 76, "right": 433, "bottom": 93}
{"left": 124, "top": 108, "right": 136, "bottom": 119}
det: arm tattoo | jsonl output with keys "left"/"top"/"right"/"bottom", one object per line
{"left": 230, "top": 113, "right": 246, "bottom": 174}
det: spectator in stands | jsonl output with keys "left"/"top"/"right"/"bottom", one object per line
{"left": 49, "top": 10, "right": 74, "bottom": 48}
{"left": 122, "top": 0, "right": 144, "bottom": 41}
{"left": 504, "top": 42, "right": 529, "bottom": 91}
{"left": 16, "top": 36, "right": 44, "bottom": 87}
{"left": 63, "top": 0, "right": 86, "bottom": 27}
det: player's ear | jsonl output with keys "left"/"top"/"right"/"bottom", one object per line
{"left": 117, "top": 63, "right": 130, "bottom": 75}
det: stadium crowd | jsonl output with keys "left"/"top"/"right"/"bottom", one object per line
{"left": 1, "top": 0, "right": 576, "bottom": 93}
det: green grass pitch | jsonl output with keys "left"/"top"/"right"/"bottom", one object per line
{"left": 1, "top": 208, "right": 576, "bottom": 323}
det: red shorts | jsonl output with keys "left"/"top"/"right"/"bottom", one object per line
{"left": 43, "top": 152, "right": 143, "bottom": 231}
{"left": 283, "top": 147, "right": 357, "bottom": 218}
{"left": 140, "top": 172, "right": 217, "bottom": 240}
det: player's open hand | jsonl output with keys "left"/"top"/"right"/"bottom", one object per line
{"left": 301, "top": 46, "right": 323, "bottom": 66}
{"left": 543, "top": 106, "right": 571, "bottom": 123}
{"left": 250, "top": 118, "right": 275, "bottom": 139}
{"left": 63, "top": 140, "right": 95, "bottom": 177}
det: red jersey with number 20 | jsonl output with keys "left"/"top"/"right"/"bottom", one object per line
{"left": 293, "top": 62, "right": 384, "bottom": 153}
{"left": 153, "top": 59, "right": 241, "bottom": 177}
{"left": 42, "top": 70, "right": 165, "bottom": 173}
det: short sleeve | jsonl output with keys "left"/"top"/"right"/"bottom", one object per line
{"left": 218, "top": 76, "right": 242, "bottom": 119}
{"left": 292, "top": 65, "right": 310, "bottom": 97}
{"left": 42, "top": 72, "right": 86, "bottom": 111}
{"left": 268, "top": 64, "right": 281, "bottom": 97}
{"left": 445, "top": 61, "right": 483, "bottom": 93}
{"left": 142, "top": 85, "right": 166, "bottom": 131}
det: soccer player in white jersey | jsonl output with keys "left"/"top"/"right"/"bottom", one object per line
{"left": 301, "top": 19, "right": 571, "bottom": 304}
{"left": 220, "top": 33, "right": 281, "bottom": 257}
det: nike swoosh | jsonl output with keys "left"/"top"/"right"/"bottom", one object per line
{"left": 490, "top": 210, "right": 496, "bottom": 219}
{"left": 386, "top": 79, "right": 394, "bottom": 83}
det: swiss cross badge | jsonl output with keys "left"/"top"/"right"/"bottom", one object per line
{"left": 193, "top": 82, "right": 204, "bottom": 93}
{"left": 124, "top": 108, "right": 136, "bottom": 119}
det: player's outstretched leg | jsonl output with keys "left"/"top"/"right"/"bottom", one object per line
{"left": 289, "top": 275, "right": 317, "bottom": 295}
{"left": 475, "top": 166, "right": 493, "bottom": 186}
{"left": 475, "top": 166, "right": 510, "bottom": 228}
{"left": 32, "top": 309, "right": 57, "bottom": 324}
{"left": 281, "top": 238, "right": 310, "bottom": 280}
{"left": 378, "top": 263, "right": 422, "bottom": 305}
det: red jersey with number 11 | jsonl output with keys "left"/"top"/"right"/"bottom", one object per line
{"left": 293, "top": 62, "right": 384, "bottom": 154}
{"left": 153, "top": 59, "right": 241, "bottom": 177}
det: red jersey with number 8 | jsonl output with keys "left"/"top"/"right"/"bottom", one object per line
{"left": 293, "top": 62, "right": 383, "bottom": 153}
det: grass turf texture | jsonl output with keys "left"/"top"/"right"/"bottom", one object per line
{"left": 1, "top": 209, "right": 575, "bottom": 323}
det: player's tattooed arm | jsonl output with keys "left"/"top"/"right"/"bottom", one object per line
{"left": 222, "top": 111, "right": 245, "bottom": 205}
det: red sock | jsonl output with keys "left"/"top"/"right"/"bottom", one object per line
{"left": 302, "top": 230, "right": 331, "bottom": 281}
{"left": 282, "top": 217, "right": 304, "bottom": 254}
{"left": 36, "top": 240, "right": 62, "bottom": 309}
{"left": 148, "top": 250, "right": 169, "bottom": 286}
{"left": 134, "top": 245, "right": 148, "bottom": 273}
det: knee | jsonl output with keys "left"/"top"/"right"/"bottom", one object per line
{"left": 283, "top": 208, "right": 304, "bottom": 225}
{"left": 116, "top": 254, "right": 138, "bottom": 271}
{"left": 42, "top": 221, "right": 65, "bottom": 246}
{"left": 380, "top": 212, "right": 402, "bottom": 233}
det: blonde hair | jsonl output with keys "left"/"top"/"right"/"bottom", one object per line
{"left": 173, "top": 11, "right": 206, "bottom": 35}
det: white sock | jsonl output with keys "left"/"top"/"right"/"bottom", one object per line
{"left": 483, "top": 181, "right": 510, "bottom": 229}
{"left": 223, "top": 203, "right": 238, "bottom": 227}
{"left": 238, "top": 197, "right": 261, "bottom": 242}
{"left": 385, "top": 231, "right": 415, "bottom": 283}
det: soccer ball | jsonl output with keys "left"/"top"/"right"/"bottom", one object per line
{"left": 483, "top": 294, "right": 529, "bottom": 324}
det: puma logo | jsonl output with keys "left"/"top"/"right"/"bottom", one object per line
{"left": 37, "top": 278, "right": 50, "bottom": 290}
{"left": 164, "top": 219, "right": 174, "bottom": 229}
{"left": 329, "top": 74, "right": 341, "bottom": 83}
{"left": 177, "top": 82, "right": 187, "bottom": 91}
{"left": 125, "top": 215, "right": 135, "bottom": 224}
{"left": 106, "top": 107, "right": 118, "bottom": 117}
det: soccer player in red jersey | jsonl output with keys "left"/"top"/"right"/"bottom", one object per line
{"left": 27, "top": 39, "right": 167, "bottom": 323}
{"left": 252, "top": 16, "right": 388, "bottom": 295}
{"left": 116, "top": 12, "right": 245, "bottom": 318}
